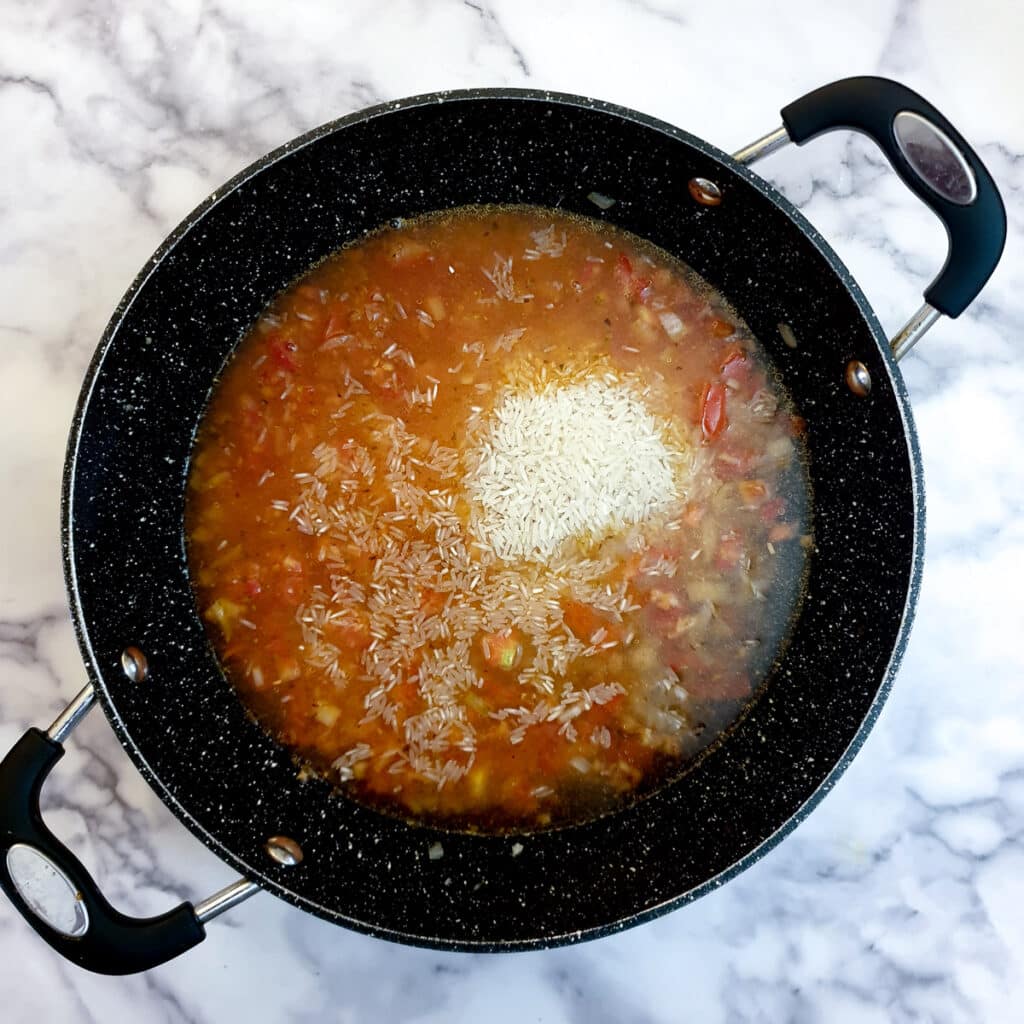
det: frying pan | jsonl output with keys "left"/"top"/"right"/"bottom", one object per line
{"left": 0, "top": 77, "right": 1006, "bottom": 974}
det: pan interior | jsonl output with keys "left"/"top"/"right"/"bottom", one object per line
{"left": 183, "top": 202, "right": 815, "bottom": 836}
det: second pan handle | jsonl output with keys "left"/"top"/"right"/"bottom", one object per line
{"left": 731, "top": 77, "right": 1007, "bottom": 359}
{"left": 0, "top": 684, "right": 261, "bottom": 975}
{"left": 778, "top": 76, "right": 1005, "bottom": 320}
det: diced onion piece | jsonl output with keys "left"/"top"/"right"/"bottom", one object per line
{"left": 629, "top": 643, "right": 660, "bottom": 672}
{"left": 686, "top": 579, "right": 730, "bottom": 604}
{"left": 738, "top": 480, "right": 768, "bottom": 506}
{"left": 390, "top": 240, "right": 429, "bottom": 264}
{"left": 315, "top": 704, "right": 341, "bottom": 727}
{"left": 587, "top": 191, "right": 616, "bottom": 210}
{"left": 649, "top": 589, "right": 680, "bottom": 610}
{"left": 425, "top": 295, "right": 446, "bottom": 321}
{"left": 659, "top": 311, "right": 686, "bottom": 339}
{"left": 468, "top": 767, "right": 488, "bottom": 797}
{"left": 204, "top": 597, "right": 245, "bottom": 640}
{"left": 749, "top": 389, "right": 779, "bottom": 421}
{"left": 277, "top": 658, "right": 301, "bottom": 683}
{"left": 769, "top": 522, "right": 799, "bottom": 543}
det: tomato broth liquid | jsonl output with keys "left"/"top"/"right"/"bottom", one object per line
{"left": 187, "top": 206, "right": 810, "bottom": 831}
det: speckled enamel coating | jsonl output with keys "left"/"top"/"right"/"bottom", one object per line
{"left": 60, "top": 90, "right": 924, "bottom": 950}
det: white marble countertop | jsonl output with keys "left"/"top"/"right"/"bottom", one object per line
{"left": 1, "top": 1, "right": 1021, "bottom": 1020}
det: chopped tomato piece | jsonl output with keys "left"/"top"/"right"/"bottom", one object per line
{"left": 700, "top": 381, "right": 728, "bottom": 440}
{"left": 644, "top": 603, "right": 689, "bottom": 639}
{"left": 613, "top": 253, "right": 651, "bottom": 303}
{"left": 709, "top": 318, "right": 735, "bottom": 338}
{"left": 324, "top": 312, "right": 348, "bottom": 341}
{"left": 720, "top": 345, "right": 744, "bottom": 369}
{"left": 720, "top": 345, "right": 749, "bottom": 379}
{"left": 267, "top": 335, "right": 299, "bottom": 371}
{"left": 481, "top": 631, "right": 522, "bottom": 671}
{"left": 563, "top": 601, "right": 615, "bottom": 643}
{"left": 715, "top": 533, "right": 745, "bottom": 570}
{"left": 759, "top": 497, "right": 786, "bottom": 523}
{"left": 677, "top": 666, "right": 750, "bottom": 701}
{"left": 631, "top": 277, "right": 653, "bottom": 303}
{"left": 714, "top": 446, "right": 758, "bottom": 481}
{"left": 420, "top": 589, "right": 447, "bottom": 617}
{"left": 576, "top": 260, "right": 602, "bottom": 287}
{"left": 682, "top": 503, "right": 705, "bottom": 527}
{"left": 390, "top": 680, "right": 420, "bottom": 707}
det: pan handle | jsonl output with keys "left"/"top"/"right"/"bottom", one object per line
{"left": 734, "top": 76, "right": 1006, "bottom": 357}
{"left": 0, "top": 684, "right": 258, "bottom": 975}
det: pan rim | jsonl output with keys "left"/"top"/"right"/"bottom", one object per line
{"left": 60, "top": 87, "right": 925, "bottom": 950}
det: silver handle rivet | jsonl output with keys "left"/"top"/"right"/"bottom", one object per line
{"left": 265, "top": 836, "right": 304, "bottom": 866}
{"left": 845, "top": 360, "right": 872, "bottom": 397}
{"left": 121, "top": 646, "right": 149, "bottom": 683}
{"left": 688, "top": 177, "right": 723, "bottom": 206}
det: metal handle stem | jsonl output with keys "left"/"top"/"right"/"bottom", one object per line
{"left": 46, "top": 684, "right": 97, "bottom": 743}
{"left": 194, "top": 879, "right": 261, "bottom": 923}
{"left": 732, "top": 114, "right": 951, "bottom": 363}
{"left": 890, "top": 303, "right": 942, "bottom": 361}
{"left": 731, "top": 126, "right": 791, "bottom": 166}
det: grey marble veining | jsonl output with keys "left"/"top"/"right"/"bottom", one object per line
{"left": 1, "top": 0, "right": 1022, "bottom": 1020}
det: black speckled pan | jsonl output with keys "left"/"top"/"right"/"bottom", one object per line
{"left": 0, "top": 79, "right": 1006, "bottom": 974}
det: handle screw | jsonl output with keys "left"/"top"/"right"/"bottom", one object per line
{"left": 845, "top": 360, "right": 872, "bottom": 397}
{"left": 121, "top": 647, "right": 149, "bottom": 683}
{"left": 265, "top": 836, "right": 304, "bottom": 866}
{"left": 688, "top": 178, "right": 722, "bottom": 206}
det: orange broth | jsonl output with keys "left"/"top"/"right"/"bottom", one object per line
{"left": 186, "top": 206, "right": 810, "bottom": 830}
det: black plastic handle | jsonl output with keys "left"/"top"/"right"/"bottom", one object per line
{"left": 0, "top": 728, "right": 206, "bottom": 975}
{"left": 781, "top": 76, "right": 1006, "bottom": 318}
